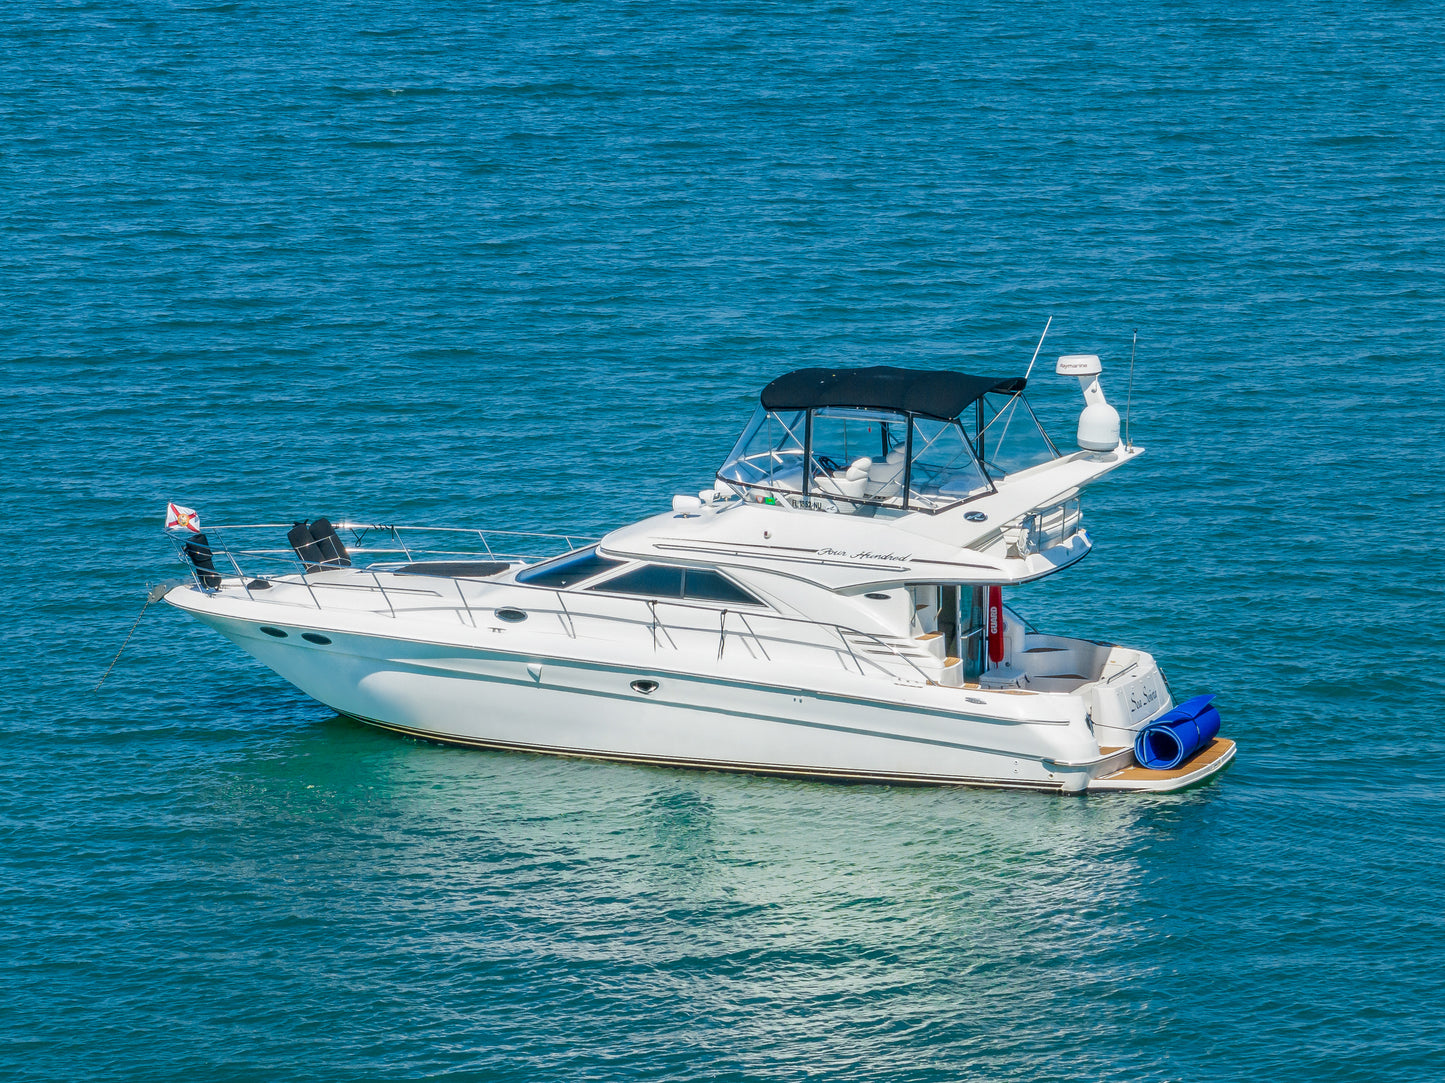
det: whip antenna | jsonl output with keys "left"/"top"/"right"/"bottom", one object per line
{"left": 1125, "top": 329, "right": 1137, "bottom": 449}
{"left": 991, "top": 317, "right": 1054, "bottom": 461}
{"left": 1022, "top": 315, "right": 1053, "bottom": 382}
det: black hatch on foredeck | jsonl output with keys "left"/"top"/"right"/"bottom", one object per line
{"left": 760, "top": 367, "right": 1026, "bottom": 421}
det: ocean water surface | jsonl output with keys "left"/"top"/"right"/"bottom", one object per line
{"left": 3, "top": 1, "right": 1443, "bottom": 1079}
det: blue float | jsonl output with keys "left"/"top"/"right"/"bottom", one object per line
{"left": 1134, "top": 694, "right": 1221, "bottom": 771}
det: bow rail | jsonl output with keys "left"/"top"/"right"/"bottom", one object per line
{"left": 163, "top": 520, "right": 938, "bottom": 687}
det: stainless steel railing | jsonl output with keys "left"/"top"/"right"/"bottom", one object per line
{"left": 1021, "top": 497, "right": 1082, "bottom": 553}
{"left": 164, "top": 520, "right": 936, "bottom": 686}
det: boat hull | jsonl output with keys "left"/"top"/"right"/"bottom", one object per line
{"left": 170, "top": 587, "right": 1232, "bottom": 794}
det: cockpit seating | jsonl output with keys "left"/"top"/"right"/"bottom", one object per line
{"left": 814, "top": 457, "right": 872, "bottom": 505}
{"left": 865, "top": 447, "right": 906, "bottom": 499}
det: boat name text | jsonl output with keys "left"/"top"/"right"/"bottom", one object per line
{"left": 816, "top": 547, "right": 913, "bottom": 564}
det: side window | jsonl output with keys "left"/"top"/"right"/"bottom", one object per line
{"left": 589, "top": 564, "right": 685, "bottom": 599}
{"left": 588, "top": 565, "right": 765, "bottom": 607}
{"left": 683, "top": 569, "right": 764, "bottom": 607}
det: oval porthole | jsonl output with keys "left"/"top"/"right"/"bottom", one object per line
{"left": 301, "top": 632, "right": 332, "bottom": 645}
{"left": 630, "top": 679, "right": 659, "bottom": 695}
{"left": 964, "top": 510, "right": 988, "bottom": 522}
{"left": 495, "top": 607, "right": 528, "bottom": 624}
{"left": 865, "top": 592, "right": 890, "bottom": 601}
{"left": 259, "top": 626, "right": 288, "bottom": 638}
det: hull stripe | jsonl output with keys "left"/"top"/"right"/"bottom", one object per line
{"left": 339, "top": 711, "right": 1066, "bottom": 792}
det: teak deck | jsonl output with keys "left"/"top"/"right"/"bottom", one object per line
{"left": 1091, "top": 737, "right": 1236, "bottom": 792}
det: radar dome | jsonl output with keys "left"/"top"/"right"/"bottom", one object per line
{"left": 1057, "top": 353, "right": 1121, "bottom": 452}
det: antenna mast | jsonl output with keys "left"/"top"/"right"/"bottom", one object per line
{"left": 1022, "top": 316, "right": 1053, "bottom": 383}
{"left": 989, "top": 317, "right": 1053, "bottom": 461}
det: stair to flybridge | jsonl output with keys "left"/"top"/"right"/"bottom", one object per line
{"left": 837, "top": 631, "right": 961, "bottom": 685}
{"left": 839, "top": 630, "right": 931, "bottom": 660}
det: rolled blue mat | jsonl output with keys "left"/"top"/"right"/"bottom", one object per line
{"left": 1134, "top": 694, "right": 1220, "bottom": 771}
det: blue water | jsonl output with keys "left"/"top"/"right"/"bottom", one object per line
{"left": 4, "top": 2, "right": 1444, "bottom": 1079}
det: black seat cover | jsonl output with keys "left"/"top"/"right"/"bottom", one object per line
{"left": 288, "top": 518, "right": 353, "bottom": 572}
{"left": 288, "top": 521, "right": 324, "bottom": 569}
{"left": 308, "top": 517, "right": 352, "bottom": 567}
{"left": 394, "top": 561, "right": 511, "bottom": 578}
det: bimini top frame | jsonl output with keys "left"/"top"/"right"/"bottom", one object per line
{"left": 717, "top": 366, "right": 1057, "bottom": 516}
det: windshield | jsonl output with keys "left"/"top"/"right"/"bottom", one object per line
{"left": 716, "top": 406, "right": 807, "bottom": 495}
{"left": 907, "top": 417, "right": 991, "bottom": 508}
{"left": 807, "top": 407, "right": 903, "bottom": 473}
{"left": 514, "top": 547, "right": 624, "bottom": 588}
{"left": 976, "top": 392, "right": 1059, "bottom": 475}
{"left": 717, "top": 398, "right": 1027, "bottom": 514}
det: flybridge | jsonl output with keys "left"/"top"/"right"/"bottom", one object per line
{"left": 716, "top": 365, "right": 1062, "bottom": 515}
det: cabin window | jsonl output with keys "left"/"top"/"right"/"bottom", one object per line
{"left": 515, "top": 546, "right": 625, "bottom": 588}
{"left": 590, "top": 564, "right": 684, "bottom": 599}
{"left": 681, "top": 569, "right": 764, "bottom": 606}
{"left": 590, "top": 565, "right": 764, "bottom": 607}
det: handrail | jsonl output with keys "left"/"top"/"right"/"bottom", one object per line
{"left": 165, "top": 521, "right": 936, "bottom": 687}
{"left": 1021, "top": 498, "right": 1082, "bottom": 554}
{"left": 1105, "top": 659, "right": 1140, "bottom": 685}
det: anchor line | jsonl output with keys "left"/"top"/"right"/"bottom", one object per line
{"left": 94, "top": 588, "right": 163, "bottom": 691}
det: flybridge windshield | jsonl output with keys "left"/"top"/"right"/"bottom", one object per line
{"left": 973, "top": 392, "right": 1059, "bottom": 476}
{"left": 717, "top": 395, "right": 1057, "bottom": 515}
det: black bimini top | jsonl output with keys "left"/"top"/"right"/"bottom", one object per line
{"left": 760, "top": 366, "right": 1026, "bottom": 421}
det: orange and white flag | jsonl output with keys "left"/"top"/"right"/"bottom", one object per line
{"left": 165, "top": 502, "right": 202, "bottom": 533}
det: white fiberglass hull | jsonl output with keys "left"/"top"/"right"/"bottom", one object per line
{"left": 168, "top": 585, "right": 1230, "bottom": 794}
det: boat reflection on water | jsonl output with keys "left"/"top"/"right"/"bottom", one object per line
{"left": 241, "top": 712, "right": 1212, "bottom": 925}
{"left": 179, "top": 709, "right": 1227, "bottom": 1074}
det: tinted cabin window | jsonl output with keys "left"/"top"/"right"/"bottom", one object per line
{"left": 683, "top": 569, "right": 763, "bottom": 606}
{"left": 515, "top": 547, "right": 624, "bottom": 588}
{"left": 591, "top": 565, "right": 764, "bottom": 607}
{"left": 592, "top": 564, "right": 685, "bottom": 599}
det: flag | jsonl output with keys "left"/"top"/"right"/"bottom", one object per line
{"left": 165, "top": 502, "right": 201, "bottom": 533}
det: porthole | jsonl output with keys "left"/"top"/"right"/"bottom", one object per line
{"left": 630, "top": 679, "right": 659, "bottom": 695}
{"left": 495, "top": 607, "right": 528, "bottom": 624}
{"left": 259, "top": 626, "right": 288, "bottom": 638}
{"left": 865, "top": 592, "right": 891, "bottom": 601}
{"left": 301, "top": 632, "right": 332, "bottom": 645}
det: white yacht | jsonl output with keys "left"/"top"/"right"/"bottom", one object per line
{"left": 162, "top": 356, "right": 1234, "bottom": 793}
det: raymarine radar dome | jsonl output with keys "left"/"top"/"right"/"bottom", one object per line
{"left": 1057, "top": 354, "right": 1120, "bottom": 452}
